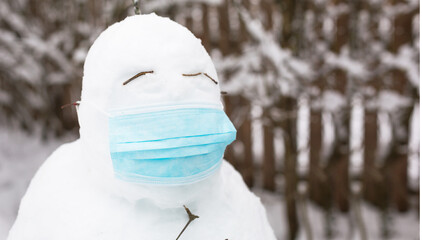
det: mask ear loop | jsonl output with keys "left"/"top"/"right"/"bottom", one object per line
{"left": 80, "top": 101, "right": 112, "bottom": 117}
{"left": 75, "top": 101, "right": 81, "bottom": 115}
{"left": 61, "top": 101, "right": 81, "bottom": 115}
{"left": 60, "top": 101, "right": 80, "bottom": 109}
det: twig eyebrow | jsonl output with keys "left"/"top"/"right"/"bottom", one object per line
{"left": 182, "top": 72, "right": 218, "bottom": 85}
{"left": 203, "top": 73, "right": 218, "bottom": 84}
{"left": 123, "top": 71, "right": 154, "bottom": 85}
{"left": 182, "top": 73, "right": 202, "bottom": 77}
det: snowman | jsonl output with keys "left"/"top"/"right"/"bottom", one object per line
{"left": 8, "top": 14, "right": 276, "bottom": 240}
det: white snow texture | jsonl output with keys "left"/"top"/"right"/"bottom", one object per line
{"left": 7, "top": 14, "right": 276, "bottom": 240}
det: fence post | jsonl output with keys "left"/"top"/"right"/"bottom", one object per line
{"left": 263, "top": 109, "right": 276, "bottom": 191}
{"left": 281, "top": 96, "right": 299, "bottom": 240}
{"left": 384, "top": 0, "right": 417, "bottom": 212}
{"left": 240, "top": 97, "right": 254, "bottom": 187}
{"left": 326, "top": 0, "right": 350, "bottom": 214}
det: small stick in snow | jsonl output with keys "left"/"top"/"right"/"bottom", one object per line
{"left": 175, "top": 205, "right": 199, "bottom": 240}
{"left": 182, "top": 72, "right": 218, "bottom": 85}
{"left": 123, "top": 71, "right": 154, "bottom": 85}
{"left": 182, "top": 73, "right": 202, "bottom": 77}
{"left": 203, "top": 73, "right": 218, "bottom": 85}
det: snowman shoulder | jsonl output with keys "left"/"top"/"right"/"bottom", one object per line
{"left": 220, "top": 160, "right": 258, "bottom": 199}
{"left": 219, "top": 160, "right": 277, "bottom": 240}
{"left": 219, "top": 160, "right": 265, "bottom": 212}
{"left": 27, "top": 139, "right": 82, "bottom": 189}
{"left": 7, "top": 140, "right": 84, "bottom": 240}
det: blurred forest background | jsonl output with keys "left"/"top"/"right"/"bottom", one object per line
{"left": 0, "top": 0, "right": 419, "bottom": 239}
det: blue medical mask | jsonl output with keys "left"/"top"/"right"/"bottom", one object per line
{"left": 103, "top": 104, "right": 236, "bottom": 185}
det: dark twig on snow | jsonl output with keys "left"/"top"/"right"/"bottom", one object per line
{"left": 182, "top": 73, "right": 202, "bottom": 77}
{"left": 203, "top": 73, "right": 218, "bottom": 85}
{"left": 123, "top": 70, "right": 154, "bottom": 85}
{"left": 182, "top": 72, "right": 218, "bottom": 85}
{"left": 175, "top": 205, "right": 199, "bottom": 240}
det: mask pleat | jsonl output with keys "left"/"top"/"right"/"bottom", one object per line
{"left": 111, "top": 132, "right": 235, "bottom": 152}
{"left": 109, "top": 108, "right": 234, "bottom": 143}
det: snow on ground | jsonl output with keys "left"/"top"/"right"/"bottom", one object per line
{"left": 0, "top": 127, "right": 419, "bottom": 240}
{"left": 254, "top": 189, "right": 419, "bottom": 240}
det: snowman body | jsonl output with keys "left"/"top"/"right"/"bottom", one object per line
{"left": 8, "top": 14, "right": 276, "bottom": 240}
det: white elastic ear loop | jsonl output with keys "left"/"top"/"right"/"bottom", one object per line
{"left": 81, "top": 100, "right": 112, "bottom": 117}
{"left": 78, "top": 100, "right": 115, "bottom": 180}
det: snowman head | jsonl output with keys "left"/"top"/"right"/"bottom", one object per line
{"left": 80, "top": 13, "right": 221, "bottom": 110}
{"left": 78, "top": 14, "right": 234, "bottom": 205}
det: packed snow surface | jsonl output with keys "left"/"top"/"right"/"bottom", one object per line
{"left": 8, "top": 140, "right": 275, "bottom": 240}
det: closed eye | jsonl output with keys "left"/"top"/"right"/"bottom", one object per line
{"left": 123, "top": 71, "right": 154, "bottom": 85}
{"left": 182, "top": 72, "right": 218, "bottom": 85}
